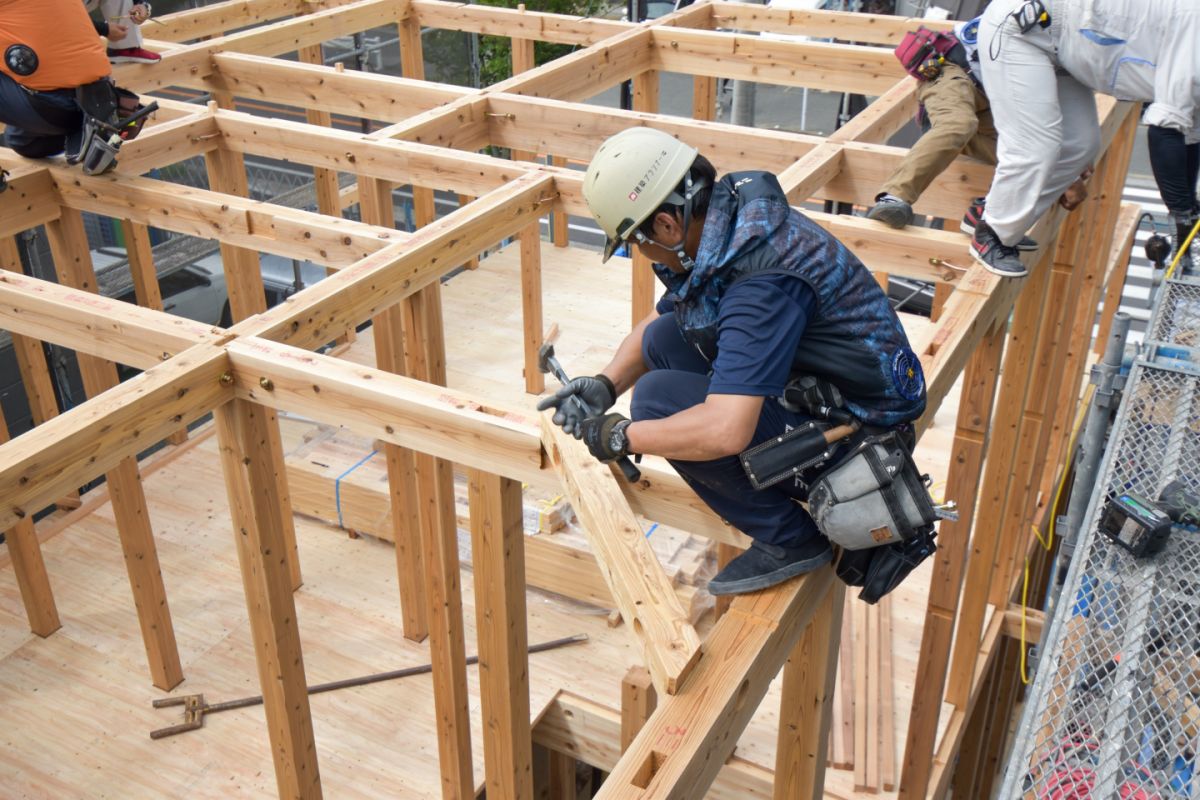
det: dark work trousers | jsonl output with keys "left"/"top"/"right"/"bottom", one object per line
{"left": 0, "top": 73, "right": 83, "bottom": 158}
{"left": 630, "top": 312, "right": 824, "bottom": 549}
{"left": 1148, "top": 124, "right": 1200, "bottom": 217}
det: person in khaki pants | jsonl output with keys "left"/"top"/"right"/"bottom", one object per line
{"left": 867, "top": 60, "right": 996, "bottom": 228}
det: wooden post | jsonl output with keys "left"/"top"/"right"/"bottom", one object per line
{"left": 511, "top": 32, "right": 545, "bottom": 396}
{"left": 204, "top": 140, "right": 303, "bottom": 592}
{"left": 621, "top": 666, "right": 658, "bottom": 752}
{"left": 469, "top": 469, "right": 533, "bottom": 800}
{"left": 896, "top": 323, "right": 1006, "bottom": 799}
{"left": 215, "top": 399, "right": 322, "bottom": 800}
{"left": 0, "top": 236, "right": 80, "bottom": 510}
{"left": 551, "top": 156, "right": 570, "bottom": 248}
{"left": 630, "top": 69, "right": 661, "bottom": 327}
{"left": 929, "top": 282, "right": 953, "bottom": 323}
{"left": 299, "top": 40, "right": 355, "bottom": 346}
{"left": 774, "top": 581, "right": 844, "bottom": 800}
{"left": 358, "top": 174, "right": 429, "bottom": 642}
{"left": 120, "top": 219, "right": 187, "bottom": 445}
{"left": 0, "top": 402, "right": 60, "bottom": 637}
{"left": 45, "top": 209, "right": 183, "bottom": 691}
{"left": 549, "top": 751, "right": 576, "bottom": 800}
{"left": 692, "top": 76, "right": 717, "bottom": 122}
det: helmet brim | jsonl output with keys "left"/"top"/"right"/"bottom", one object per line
{"left": 602, "top": 235, "right": 621, "bottom": 263}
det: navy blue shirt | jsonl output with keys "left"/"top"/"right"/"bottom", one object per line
{"left": 658, "top": 272, "right": 816, "bottom": 397}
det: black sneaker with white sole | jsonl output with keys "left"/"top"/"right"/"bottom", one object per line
{"left": 960, "top": 197, "right": 1038, "bottom": 251}
{"left": 866, "top": 193, "right": 914, "bottom": 229}
{"left": 970, "top": 221, "right": 1028, "bottom": 277}
{"left": 707, "top": 537, "right": 833, "bottom": 596}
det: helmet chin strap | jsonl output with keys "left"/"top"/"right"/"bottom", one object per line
{"left": 641, "top": 172, "right": 708, "bottom": 272}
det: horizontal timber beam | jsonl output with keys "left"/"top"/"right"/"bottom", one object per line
{"left": 225, "top": 336, "right": 745, "bottom": 544}
{"left": 0, "top": 271, "right": 219, "bottom": 369}
{"left": 490, "top": 28, "right": 652, "bottom": 102}
{"left": 649, "top": 28, "right": 903, "bottom": 95}
{"left": 0, "top": 163, "right": 59, "bottom": 237}
{"left": 0, "top": 344, "right": 231, "bottom": 530}
{"left": 49, "top": 166, "right": 398, "bottom": 267}
{"left": 410, "top": 0, "right": 627, "bottom": 44}
{"left": 707, "top": 2, "right": 951, "bottom": 44}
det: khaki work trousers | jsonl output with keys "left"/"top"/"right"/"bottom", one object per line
{"left": 882, "top": 63, "right": 996, "bottom": 204}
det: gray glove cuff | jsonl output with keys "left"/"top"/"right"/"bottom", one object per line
{"left": 594, "top": 373, "right": 617, "bottom": 408}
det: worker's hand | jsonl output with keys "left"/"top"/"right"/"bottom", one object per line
{"left": 107, "top": 22, "right": 129, "bottom": 39}
{"left": 536, "top": 374, "right": 617, "bottom": 438}
{"left": 130, "top": 3, "right": 151, "bottom": 23}
{"left": 580, "top": 413, "right": 632, "bottom": 463}
{"left": 1058, "top": 178, "right": 1088, "bottom": 211}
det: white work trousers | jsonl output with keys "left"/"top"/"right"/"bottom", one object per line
{"left": 88, "top": 0, "right": 145, "bottom": 49}
{"left": 977, "top": 4, "right": 1100, "bottom": 246}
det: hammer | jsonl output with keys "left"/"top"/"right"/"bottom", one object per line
{"left": 538, "top": 325, "right": 641, "bottom": 484}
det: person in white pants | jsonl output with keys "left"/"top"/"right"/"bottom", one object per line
{"left": 86, "top": 0, "right": 159, "bottom": 64}
{"left": 969, "top": 0, "right": 1200, "bottom": 277}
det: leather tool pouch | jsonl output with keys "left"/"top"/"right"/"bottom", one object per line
{"left": 739, "top": 421, "right": 838, "bottom": 491}
{"left": 807, "top": 430, "right": 938, "bottom": 550}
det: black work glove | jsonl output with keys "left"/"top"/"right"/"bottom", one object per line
{"left": 580, "top": 413, "right": 632, "bottom": 463}
{"left": 535, "top": 374, "right": 617, "bottom": 439}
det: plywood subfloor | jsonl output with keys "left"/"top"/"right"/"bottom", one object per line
{"left": 0, "top": 239, "right": 962, "bottom": 798}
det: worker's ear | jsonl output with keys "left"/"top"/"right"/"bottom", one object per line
{"left": 649, "top": 210, "right": 684, "bottom": 244}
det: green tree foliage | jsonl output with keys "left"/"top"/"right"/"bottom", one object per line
{"left": 475, "top": 0, "right": 611, "bottom": 87}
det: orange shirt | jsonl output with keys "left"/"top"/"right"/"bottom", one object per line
{"left": 0, "top": 0, "right": 110, "bottom": 91}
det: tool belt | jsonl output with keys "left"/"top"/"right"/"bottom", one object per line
{"left": 895, "top": 27, "right": 965, "bottom": 81}
{"left": 807, "top": 429, "right": 938, "bottom": 551}
{"left": 65, "top": 78, "right": 157, "bottom": 175}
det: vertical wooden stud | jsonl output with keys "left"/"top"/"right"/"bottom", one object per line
{"left": 519, "top": 222, "right": 545, "bottom": 395}
{"left": 551, "top": 156, "right": 570, "bottom": 248}
{"left": 621, "top": 665, "right": 658, "bottom": 752}
{"left": 774, "top": 581, "right": 845, "bottom": 800}
{"left": 215, "top": 399, "right": 322, "bottom": 799}
{"left": 45, "top": 210, "right": 183, "bottom": 690}
{"left": 630, "top": 69, "right": 661, "bottom": 327}
{"left": 469, "top": 469, "right": 533, "bottom": 800}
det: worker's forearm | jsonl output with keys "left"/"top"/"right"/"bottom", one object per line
{"left": 626, "top": 399, "right": 755, "bottom": 462}
{"left": 599, "top": 311, "right": 657, "bottom": 395}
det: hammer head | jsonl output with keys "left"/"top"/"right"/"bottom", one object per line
{"left": 537, "top": 340, "right": 555, "bottom": 374}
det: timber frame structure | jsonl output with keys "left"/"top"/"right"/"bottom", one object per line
{"left": 0, "top": 0, "right": 1144, "bottom": 797}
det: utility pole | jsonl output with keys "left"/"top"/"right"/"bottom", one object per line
{"left": 729, "top": 0, "right": 766, "bottom": 127}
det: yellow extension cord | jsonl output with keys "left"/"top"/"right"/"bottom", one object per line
{"left": 1020, "top": 382, "right": 1097, "bottom": 684}
{"left": 1018, "top": 216, "right": 1200, "bottom": 683}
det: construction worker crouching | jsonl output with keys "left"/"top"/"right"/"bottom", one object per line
{"left": 1, "top": 0, "right": 155, "bottom": 174}
{"left": 540, "top": 128, "right": 941, "bottom": 601}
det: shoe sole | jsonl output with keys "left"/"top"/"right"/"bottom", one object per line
{"left": 707, "top": 548, "right": 834, "bottom": 596}
{"left": 969, "top": 245, "right": 1028, "bottom": 278}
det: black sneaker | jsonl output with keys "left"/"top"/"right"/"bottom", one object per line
{"left": 866, "top": 193, "right": 914, "bottom": 229}
{"left": 960, "top": 197, "right": 1038, "bottom": 251}
{"left": 970, "top": 221, "right": 1028, "bottom": 277}
{"left": 707, "top": 538, "right": 833, "bottom": 596}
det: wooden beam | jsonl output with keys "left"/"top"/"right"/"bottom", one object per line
{"left": 148, "top": 0, "right": 312, "bottom": 42}
{"left": 0, "top": 165, "right": 59, "bottom": 237}
{"left": 707, "top": 2, "right": 951, "bottom": 44}
{"left": 0, "top": 402, "right": 60, "bottom": 637}
{"left": 827, "top": 77, "right": 918, "bottom": 145}
{"left": 778, "top": 147, "right": 844, "bottom": 205}
{"left": 246, "top": 172, "right": 555, "bottom": 350}
{"left": 774, "top": 581, "right": 844, "bottom": 800}
{"left": 541, "top": 414, "right": 701, "bottom": 697}
{"left": 621, "top": 666, "right": 658, "bottom": 752}
{"left": 411, "top": 0, "right": 627, "bottom": 45}
{"left": 45, "top": 209, "right": 183, "bottom": 690}
{"left": 50, "top": 167, "right": 394, "bottom": 268}
{"left": 469, "top": 469, "right": 534, "bottom": 800}
{"left": 491, "top": 29, "right": 652, "bottom": 102}
{"left": 1095, "top": 203, "right": 1141, "bottom": 356}
{"left": 112, "top": 112, "right": 222, "bottom": 177}
{"left": 897, "top": 323, "right": 1005, "bottom": 800}
{"left": 596, "top": 569, "right": 834, "bottom": 799}
{"left": 649, "top": 29, "right": 903, "bottom": 95}
{"left": 214, "top": 398, "right": 321, "bottom": 799}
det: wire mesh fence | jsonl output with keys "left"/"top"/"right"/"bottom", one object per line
{"left": 1000, "top": 359, "right": 1200, "bottom": 798}
{"left": 1149, "top": 276, "right": 1200, "bottom": 356}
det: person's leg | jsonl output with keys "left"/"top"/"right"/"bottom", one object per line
{"left": 1024, "top": 74, "right": 1100, "bottom": 223}
{"left": 880, "top": 65, "right": 981, "bottom": 204}
{"left": 630, "top": 369, "right": 822, "bottom": 549}
{"left": 0, "top": 76, "right": 77, "bottom": 158}
{"left": 640, "top": 311, "right": 713, "bottom": 376}
{"left": 1149, "top": 125, "right": 1199, "bottom": 217}
{"left": 977, "top": 9, "right": 1063, "bottom": 246}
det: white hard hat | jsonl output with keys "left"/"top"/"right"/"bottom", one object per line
{"left": 582, "top": 127, "right": 698, "bottom": 262}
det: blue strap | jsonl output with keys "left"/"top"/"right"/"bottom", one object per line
{"left": 335, "top": 450, "right": 378, "bottom": 529}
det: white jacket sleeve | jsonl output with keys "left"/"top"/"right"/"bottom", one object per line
{"left": 1141, "top": 4, "right": 1200, "bottom": 141}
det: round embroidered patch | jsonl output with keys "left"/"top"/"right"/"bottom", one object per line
{"left": 5, "top": 44, "right": 38, "bottom": 77}
{"left": 891, "top": 348, "right": 925, "bottom": 401}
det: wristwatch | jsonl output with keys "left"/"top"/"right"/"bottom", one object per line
{"left": 608, "top": 418, "right": 633, "bottom": 458}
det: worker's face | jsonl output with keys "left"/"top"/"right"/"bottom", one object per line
{"left": 631, "top": 210, "right": 688, "bottom": 272}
